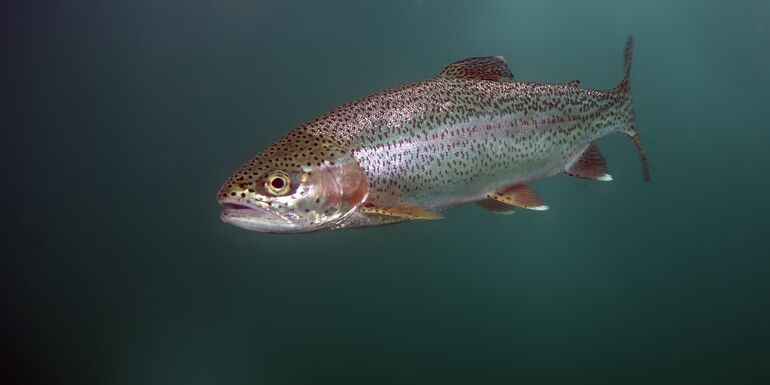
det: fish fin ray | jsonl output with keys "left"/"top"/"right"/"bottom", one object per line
{"left": 361, "top": 204, "right": 443, "bottom": 220}
{"left": 565, "top": 143, "right": 612, "bottom": 181}
{"left": 620, "top": 128, "right": 651, "bottom": 182}
{"left": 438, "top": 56, "right": 514, "bottom": 82}
{"left": 476, "top": 199, "right": 516, "bottom": 215}
{"left": 615, "top": 35, "right": 634, "bottom": 94}
{"left": 614, "top": 36, "right": 648, "bottom": 182}
{"left": 487, "top": 185, "right": 548, "bottom": 211}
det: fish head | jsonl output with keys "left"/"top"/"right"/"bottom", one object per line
{"left": 217, "top": 130, "right": 368, "bottom": 233}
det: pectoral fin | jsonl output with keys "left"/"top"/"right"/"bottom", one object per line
{"left": 565, "top": 143, "right": 613, "bottom": 181}
{"left": 362, "top": 204, "right": 443, "bottom": 220}
{"left": 486, "top": 184, "right": 549, "bottom": 211}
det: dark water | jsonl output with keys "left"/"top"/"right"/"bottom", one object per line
{"left": 5, "top": 1, "right": 770, "bottom": 384}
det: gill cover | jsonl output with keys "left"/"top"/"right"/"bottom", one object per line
{"left": 284, "top": 146, "right": 369, "bottom": 229}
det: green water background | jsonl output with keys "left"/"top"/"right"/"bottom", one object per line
{"left": 4, "top": 0, "right": 770, "bottom": 384}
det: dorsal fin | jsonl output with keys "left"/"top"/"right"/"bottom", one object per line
{"left": 438, "top": 56, "right": 513, "bottom": 82}
{"left": 567, "top": 80, "right": 581, "bottom": 88}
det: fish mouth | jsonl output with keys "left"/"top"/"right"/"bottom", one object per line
{"left": 218, "top": 199, "right": 300, "bottom": 233}
{"left": 221, "top": 202, "right": 254, "bottom": 210}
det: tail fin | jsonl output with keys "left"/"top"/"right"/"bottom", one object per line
{"left": 615, "top": 35, "right": 633, "bottom": 94}
{"left": 616, "top": 35, "right": 650, "bottom": 182}
{"left": 625, "top": 130, "right": 650, "bottom": 182}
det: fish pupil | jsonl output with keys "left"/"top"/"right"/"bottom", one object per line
{"left": 271, "top": 177, "right": 285, "bottom": 189}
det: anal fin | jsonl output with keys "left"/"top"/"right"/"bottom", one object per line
{"left": 487, "top": 185, "right": 548, "bottom": 211}
{"left": 362, "top": 204, "right": 443, "bottom": 220}
{"left": 476, "top": 199, "right": 516, "bottom": 215}
{"left": 565, "top": 143, "right": 613, "bottom": 181}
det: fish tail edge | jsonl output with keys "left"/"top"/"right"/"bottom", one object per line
{"left": 616, "top": 36, "right": 650, "bottom": 182}
{"left": 615, "top": 35, "right": 634, "bottom": 95}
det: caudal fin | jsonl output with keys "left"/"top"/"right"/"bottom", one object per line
{"left": 624, "top": 129, "right": 650, "bottom": 182}
{"left": 615, "top": 35, "right": 634, "bottom": 94}
{"left": 616, "top": 35, "right": 650, "bottom": 182}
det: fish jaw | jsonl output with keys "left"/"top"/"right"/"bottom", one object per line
{"left": 219, "top": 200, "right": 308, "bottom": 233}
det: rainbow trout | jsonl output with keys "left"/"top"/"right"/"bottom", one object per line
{"left": 217, "top": 37, "right": 648, "bottom": 233}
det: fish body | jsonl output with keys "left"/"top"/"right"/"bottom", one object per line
{"left": 218, "top": 37, "right": 648, "bottom": 233}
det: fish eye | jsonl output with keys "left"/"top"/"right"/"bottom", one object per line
{"left": 265, "top": 171, "right": 291, "bottom": 196}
